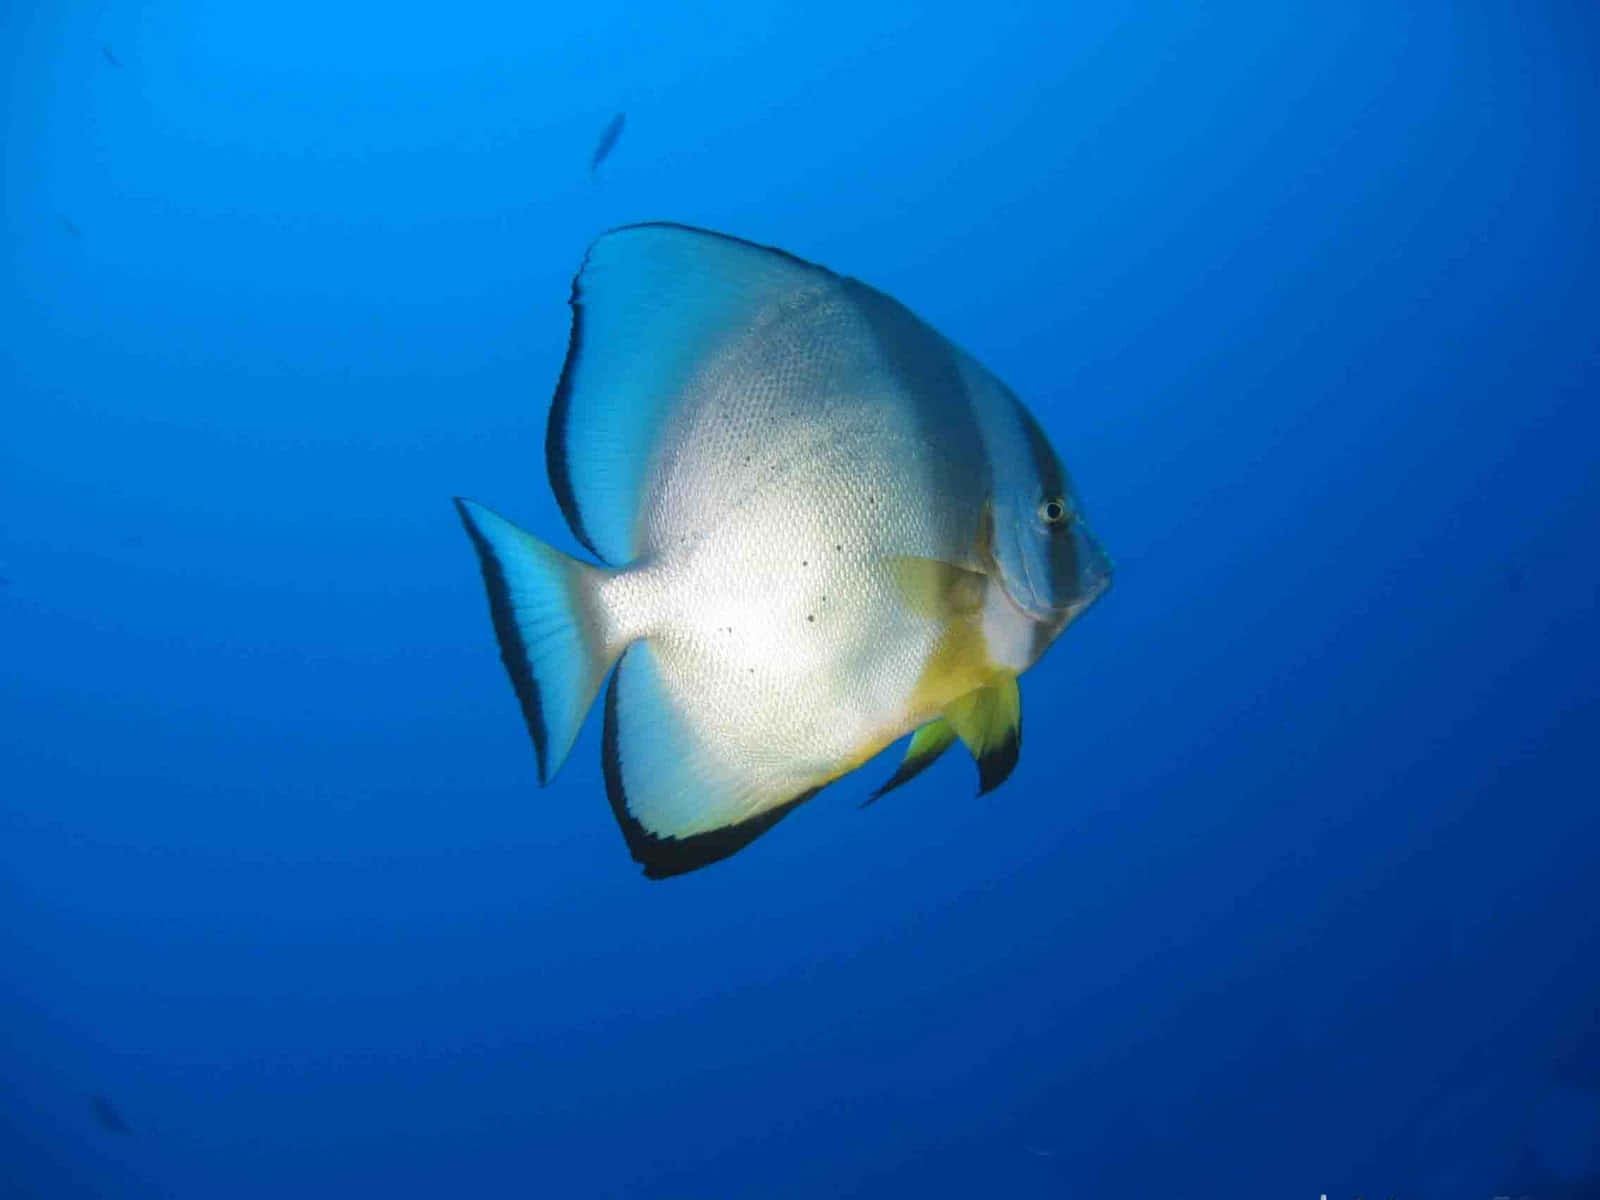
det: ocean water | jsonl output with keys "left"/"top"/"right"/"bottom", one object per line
{"left": 3, "top": 2, "right": 1598, "bottom": 1196}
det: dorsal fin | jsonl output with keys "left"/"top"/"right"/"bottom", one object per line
{"left": 546, "top": 223, "right": 840, "bottom": 565}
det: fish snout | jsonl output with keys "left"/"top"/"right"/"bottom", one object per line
{"left": 1066, "top": 522, "right": 1113, "bottom": 618}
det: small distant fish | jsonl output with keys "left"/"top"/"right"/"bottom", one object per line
{"left": 1024, "top": 1146, "right": 1057, "bottom": 1159}
{"left": 1503, "top": 566, "right": 1524, "bottom": 594}
{"left": 455, "top": 223, "right": 1112, "bottom": 878}
{"left": 59, "top": 216, "right": 82, "bottom": 238}
{"left": 90, "top": 1094, "right": 132, "bottom": 1134}
{"left": 589, "top": 112, "right": 625, "bottom": 176}
{"left": 100, "top": 44, "right": 123, "bottom": 69}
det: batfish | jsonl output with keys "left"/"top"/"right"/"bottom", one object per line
{"left": 457, "top": 223, "right": 1111, "bottom": 877}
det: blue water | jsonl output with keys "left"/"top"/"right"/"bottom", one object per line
{"left": 4, "top": 2, "right": 1597, "bottom": 1196}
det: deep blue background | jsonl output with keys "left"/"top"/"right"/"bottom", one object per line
{"left": 3, "top": 2, "right": 1597, "bottom": 1196}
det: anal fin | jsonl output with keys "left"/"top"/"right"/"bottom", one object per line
{"left": 603, "top": 641, "right": 822, "bottom": 878}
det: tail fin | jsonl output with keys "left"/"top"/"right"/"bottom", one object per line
{"left": 455, "top": 498, "right": 619, "bottom": 783}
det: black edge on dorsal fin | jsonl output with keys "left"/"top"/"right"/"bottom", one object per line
{"left": 545, "top": 245, "right": 601, "bottom": 562}
{"left": 544, "top": 222, "right": 841, "bottom": 569}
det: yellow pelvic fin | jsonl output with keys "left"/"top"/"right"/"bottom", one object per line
{"left": 944, "top": 676, "right": 1022, "bottom": 795}
{"left": 864, "top": 718, "right": 957, "bottom": 806}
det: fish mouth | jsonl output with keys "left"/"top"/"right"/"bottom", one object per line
{"left": 993, "top": 521, "right": 1113, "bottom": 626}
{"left": 1069, "top": 530, "right": 1114, "bottom": 614}
{"left": 1065, "top": 555, "right": 1112, "bottom": 621}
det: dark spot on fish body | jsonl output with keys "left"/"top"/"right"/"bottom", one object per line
{"left": 807, "top": 614, "right": 814, "bottom": 623}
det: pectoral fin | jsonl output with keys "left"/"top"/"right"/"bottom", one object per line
{"left": 888, "top": 556, "right": 987, "bottom": 620}
{"left": 864, "top": 719, "right": 957, "bottom": 806}
{"left": 944, "top": 676, "right": 1022, "bottom": 794}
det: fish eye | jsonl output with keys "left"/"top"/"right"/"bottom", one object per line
{"left": 1038, "top": 497, "right": 1069, "bottom": 526}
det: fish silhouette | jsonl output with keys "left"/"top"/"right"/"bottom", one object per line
{"left": 590, "top": 112, "right": 625, "bottom": 176}
{"left": 90, "top": 1094, "right": 132, "bottom": 1134}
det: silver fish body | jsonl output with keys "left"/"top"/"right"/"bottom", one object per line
{"left": 458, "top": 224, "right": 1110, "bottom": 877}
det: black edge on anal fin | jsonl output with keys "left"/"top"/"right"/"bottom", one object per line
{"left": 975, "top": 715, "right": 1021, "bottom": 795}
{"left": 454, "top": 498, "right": 548, "bottom": 781}
{"left": 601, "top": 671, "right": 816, "bottom": 879}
